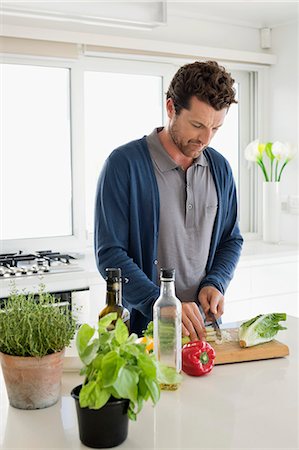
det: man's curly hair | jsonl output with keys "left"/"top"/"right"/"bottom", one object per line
{"left": 166, "top": 60, "right": 237, "bottom": 113}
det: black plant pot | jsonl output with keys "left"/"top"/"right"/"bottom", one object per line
{"left": 71, "top": 385, "right": 129, "bottom": 448}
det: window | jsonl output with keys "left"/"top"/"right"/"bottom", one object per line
{"left": 211, "top": 70, "right": 252, "bottom": 233}
{"left": 84, "top": 70, "right": 163, "bottom": 234}
{"left": 0, "top": 63, "right": 72, "bottom": 240}
{"left": 0, "top": 54, "right": 255, "bottom": 251}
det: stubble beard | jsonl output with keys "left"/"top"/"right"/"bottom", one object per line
{"left": 169, "top": 123, "right": 205, "bottom": 160}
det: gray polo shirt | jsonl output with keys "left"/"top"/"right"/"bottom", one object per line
{"left": 146, "top": 128, "right": 218, "bottom": 302}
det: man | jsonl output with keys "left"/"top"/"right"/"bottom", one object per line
{"left": 94, "top": 60, "right": 243, "bottom": 339}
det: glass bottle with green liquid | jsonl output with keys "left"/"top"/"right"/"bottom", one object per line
{"left": 153, "top": 268, "right": 182, "bottom": 390}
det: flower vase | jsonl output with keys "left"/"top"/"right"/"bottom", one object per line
{"left": 262, "top": 181, "right": 281, "bottom": 243}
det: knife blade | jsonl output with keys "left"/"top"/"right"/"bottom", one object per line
{"left": 209, "top": 312, "right": 222, "bottom": 341}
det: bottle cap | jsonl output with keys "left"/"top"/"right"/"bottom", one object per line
{"left": 160, "top": 268, "right": 175, "bottom": 280}
{"left": 105, "top": 268, "right": 121, "bottom": 281}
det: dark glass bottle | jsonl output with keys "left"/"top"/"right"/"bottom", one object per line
{"left": 99, "top": 268, "right": 130, "bottom": 331}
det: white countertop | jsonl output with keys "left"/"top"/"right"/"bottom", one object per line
{"left": 1, "top": 316, "right": 298, "bottom": 450}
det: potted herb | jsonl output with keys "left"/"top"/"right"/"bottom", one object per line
{"left": 0, "top": 284, "right": 77, "bottom": 410}
{"left": 71, "top": 313, "right": 181, "bottom": 448}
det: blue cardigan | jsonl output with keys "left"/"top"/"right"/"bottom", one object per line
{"left": 94, "top": 136, "right": 243, "bottom": 335}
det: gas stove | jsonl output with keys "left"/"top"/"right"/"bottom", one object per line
{"left": 0, "top": 250, "right": 84, "bottom": 278}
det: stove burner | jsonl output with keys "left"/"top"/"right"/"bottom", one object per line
{"left": 0, "top": 250, "right": 79, "bottom": 278}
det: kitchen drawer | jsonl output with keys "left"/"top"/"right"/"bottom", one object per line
{"left": 222, "top": 292, "right": 299, "bottom": 323}
{"left": 251, "top": 262, "right": 298, "bottom": 297}
{"left": 225, "top": 260, "right": 298, "bottom": 303}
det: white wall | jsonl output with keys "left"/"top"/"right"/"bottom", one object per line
{"left": 269, "top": 22, "right": 299, "bottom": 244}
{"left": 96, "top": 12, "right": 262, "bottom": 54}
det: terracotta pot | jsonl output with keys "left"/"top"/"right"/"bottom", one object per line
{"left": 0, "top": 349, "right": 65, "bottom": 409}
{"left": 71, "top": 384, "right": 129, "bottom": 448}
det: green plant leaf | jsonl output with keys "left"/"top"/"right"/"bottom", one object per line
{"left": 80, "top": 339, "right": 99, "bottom": 365}
{"left": 115, "top": 319, "right": 129, "bottom": 344}
{"left": 137, "top": 353, "right": 157, "bottom": 379}
{"left": 79, "top": 381, "right": 110, "bottom": 409}
{"left": 76, "top": 324, "right": 95, "bottom": 356}
{"left": 127, "top": 407, "right": 137, "bottom": 421}
{"left": 102, "top": 351, "right": 125, "bottom": 387}
{"left": 138, "top": 376, "right": 150, "bottom": 401}
{"left": 122, "top": 343, "right": 141, "bottom": 358}
{"left": 92, "top": 354, "right": 104, "bottom": 370}
{"left": 98, "top": 312, "right": 118, "bottom": 331}
{"left": 93, "top": 385, "right": 111, "bottom": 410}
{"left": 144, "top": 378, "right": 160, "bottom": 405}
{"left": 113, "top": 367, "right": 138, "bottom": 406}
{"left": 79, "top": 381, "right": 96, "bottom": 408}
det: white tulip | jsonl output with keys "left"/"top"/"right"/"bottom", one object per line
{"left": 272, "top": 141, "right": 290, "bottom": 160}
{"left": 244, "top": 139, "right": 260, "bottom": 161}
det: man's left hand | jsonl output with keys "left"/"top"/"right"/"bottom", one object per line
{"left": 198, "top": 286, "right": 224, "bottom": 321}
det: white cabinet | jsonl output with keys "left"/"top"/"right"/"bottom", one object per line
{"left": 223, "top": 242, "right": 299, "bottom": 323}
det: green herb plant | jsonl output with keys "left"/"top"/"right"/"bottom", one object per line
{"left": 0, "top": 283, "right": 77, "bottom": 357}
{"left": 76, "top": 312, "right": 182, "bottom": 420}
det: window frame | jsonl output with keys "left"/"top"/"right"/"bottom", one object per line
{"left": 0, "top": 53, "right": 269, "bottom": 252}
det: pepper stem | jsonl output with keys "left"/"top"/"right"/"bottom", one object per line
{"left": 200, "top": 351, "right": 209, "bottom": 365}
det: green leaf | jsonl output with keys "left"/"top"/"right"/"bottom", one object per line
{"left": 136, "top": 396, "right": 144, "bottom": 414}
{"left": 92, "top": 354, "right": 104, "bottom": 370}
{"left": 115, "top": 319, "right": 129, "bottom": 344}
{"left": 76, "top": 324, "right": 95, "bottom": 356}
{"left": 98, "top": 332, "right": 112, "bottom": 347}
{"left": 79, "top": 381, "right": 110, "bottom": 410}
{"left": 98, "top": 312, "right": 118, "bottom": 330}
{"left": 145, "top": 378, "right": 160, "bottom": 405}
{"left": 102, "top": 351, "right": 125, "bottom": 387}
{"left": 80, "top": 339, "right": 99, "bottom": 365}
{"left": 137, "top": 353, "right": 157, "bottom": 379}
{"left": 127, "top": 407, "right": 137, "bottom": 421}
{"left": 143, "top": 321, "right": 153, "bottom": 337}
{"left": 113, "top": 367, "right": 138, "bottom": 405}
{"left": 122, "top": 343, "right": 141, "bottom": 358}
{"left": 93, "top": 385, "right": 111, "bottom": 410}
{"left": 79, "top": 381, "right": 96, "bottom": 408}
{"left": 138, "top": 376, "right": 150, "bottom": 401}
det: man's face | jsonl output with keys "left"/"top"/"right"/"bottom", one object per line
{"left": 167, "top": 96, "right": 227, "bottom": 159}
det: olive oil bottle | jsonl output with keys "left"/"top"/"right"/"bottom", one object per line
{"left": 99, "top": 268, "right": 130, "bottom": 331}
{"left": 153, "top": 268, "right": 182, "bottom": 390}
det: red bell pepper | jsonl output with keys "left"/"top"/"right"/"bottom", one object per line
{"left": 182, "top": 340, "right": 216, "bottom": 376}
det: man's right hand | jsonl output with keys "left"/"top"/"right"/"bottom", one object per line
{"left": 181, "top": 302, "right": 206, "bottom": 341}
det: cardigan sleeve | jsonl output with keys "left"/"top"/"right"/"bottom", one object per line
{"left": 199, "top": 160, "right": 243, "bottom": 295}
{"left": 94, "top": 151, "right": 160, "bottom": 320}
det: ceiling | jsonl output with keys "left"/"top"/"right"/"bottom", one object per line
{"left": 1, "top": 1, "right": 298, "bottom": 32}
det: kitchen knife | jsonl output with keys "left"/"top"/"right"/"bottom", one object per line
{"left": 209, "top": 312, "right": 222, "bottom": 340}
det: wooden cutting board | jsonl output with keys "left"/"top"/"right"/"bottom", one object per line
{"left": 210, "top": 328, "right": 289, "bottom": 365}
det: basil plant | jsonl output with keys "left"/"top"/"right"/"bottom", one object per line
{"left": 76, "top": 313, "right": 182, "bottom": 420}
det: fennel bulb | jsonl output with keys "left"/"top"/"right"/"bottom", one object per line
{"left": 239, "top": 313, "right": 287, "bottom": 348}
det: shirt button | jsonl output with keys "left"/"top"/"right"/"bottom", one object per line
{"left": 154, "top": 260, "right": 158, "bottom": 265}
{"left": 188, "top": 203, "right": 193, "bottom": 210}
